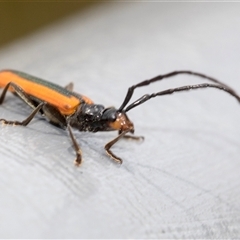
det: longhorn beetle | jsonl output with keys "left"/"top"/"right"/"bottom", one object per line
{"left": 0, "top": 70, "right": 239, "bottom": 166}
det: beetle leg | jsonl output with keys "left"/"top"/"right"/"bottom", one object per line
{"left": 0, "top": 82, "right": 37, "bottom": 109}
{"left": 0, "top": 102, "right": 45, "bottom": 126}
{"left": 39, "top": 105, "right": 82, "bottom": 165}
{"left": 38, "top": 104, "right": 81, "bottom": 166}
{"left": 0, "top": 82, "right": 45, "bottom": 126}
{"left": 105, "top": 130, "right": 131, "bottom": 164}
{"left": 123, "top": 135, "right": 144, "bottom": 141}
{"left": 118, "top": 130, "right": 144, "bottom": 141}
{"left": 64, "top": 82, "right": 74, "bottom": 91}
{"left": 42, "top": 104, "right": 67, "bottom": 129}
{"left": 67, "top": 124, "right": 82, "bottom": 166}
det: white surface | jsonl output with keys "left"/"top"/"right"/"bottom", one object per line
{"left": 0, "top": 2, "right": 240, "bottom": 238}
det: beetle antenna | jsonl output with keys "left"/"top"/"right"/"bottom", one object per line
{"left": 124, "top": 83, "right": 240, "bottom": 112}
{"left": 118, "top": 70, "right": 238, "bottom": 111}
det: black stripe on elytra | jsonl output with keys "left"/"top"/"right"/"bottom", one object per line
{"left": 6, "top": 70, "right": 73, "bottom": 98}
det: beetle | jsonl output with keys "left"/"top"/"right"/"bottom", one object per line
{"left": 0, "top": 69, "right": 239, "bottom": 166}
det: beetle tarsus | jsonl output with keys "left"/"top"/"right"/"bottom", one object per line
{"left": 0, "top": 119, "right": 23, "bottom": 125}
{"left": 105, "top": 147, "right": 123, "bottom": 164}
{"left": 74, "top": 151, "right": 83, "bottom": 166}
{"left": 123, "top": 135, "right": 144, "bottom": 141}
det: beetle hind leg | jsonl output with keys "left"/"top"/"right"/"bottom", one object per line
{"left": 0, "top": 102, "right": 45, "bottom": 126}
{"left": 0, "top": 82, "right": 37, "bottom": 108}
{"left": 0, "top": 81, "right": 46, "bottom": 126}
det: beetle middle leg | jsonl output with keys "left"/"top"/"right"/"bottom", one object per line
{"left": 64, "top": 82, "right": 74, "bottom": 91}
{"left": 39, "top": 104, "right": 83, "bottom": 166}
{"left": 67, "top": 125, "right": 82, "bottom": 166}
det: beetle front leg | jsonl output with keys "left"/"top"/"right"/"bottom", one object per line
{"left": 119, "top": 130, "right": 144, "bottom": 141}
{"left": 105, "top": 130, "right": 132, "bottom": 164}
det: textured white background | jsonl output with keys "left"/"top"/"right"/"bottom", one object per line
{"left": 0, "top": 2, "right": 240, "bottom": 238}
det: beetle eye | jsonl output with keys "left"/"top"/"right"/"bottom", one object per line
{"left": 102, "top": 108, "right": 117, "bottom": 121}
